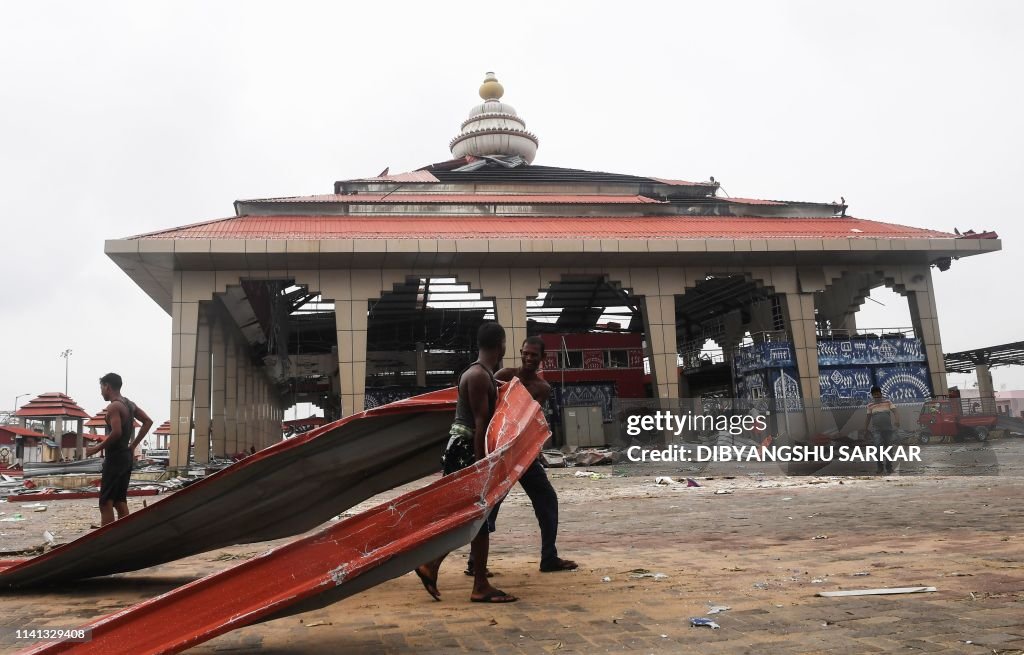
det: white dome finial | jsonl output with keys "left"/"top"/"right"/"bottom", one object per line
{"left": 450, "top": 72, "right": 539, "bottom": 164}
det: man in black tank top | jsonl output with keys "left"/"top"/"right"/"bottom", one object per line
{"left": 87, "top": 373, "right": 154, "bottom": 526}
{"left": 415, "top": 322, "right": 518, "bottom": 603}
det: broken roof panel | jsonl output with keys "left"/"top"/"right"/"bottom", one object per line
{"left": 0, "top": 389, "right": 457, "bottom": 588}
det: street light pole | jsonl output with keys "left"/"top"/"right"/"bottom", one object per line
{"left": 14, "top": 393, "right": 30, "bottom": 414}
{"left": 60, "top": 349, "right": 73, "bottom": 395}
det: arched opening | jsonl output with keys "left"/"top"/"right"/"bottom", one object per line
{"left": 363, "top": 276, "right": 496, "bottom": 408}
{"left": 526, "top": 274, "right": 647, "bottom": 448}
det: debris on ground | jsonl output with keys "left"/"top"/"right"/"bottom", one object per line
{"left": 540, "top": 451, "right": 566, "bottom": 468}
{"left": 707, "top": 605, "right": 730, "bottom": 615}
{"left": 690, "top": 617, "right": 720, "bottom": 629}
{"left": 547, "top": 447, "right": 626, "bottom": 467}
{"left": 714, "top": 489, "right": 734, "bottom": 495}
{"left": 628, "top": 569, "right": 668, "bottom": 580}
{"left": 0, "top": 513, "right": 25, "bottom": 522}
{"left": 812, "top": 534, "right": 829, "bottom": 540}
{"left": 601, "top": 576, "right": 612, "bottom": 582}
{"left": 817, "top": 586, "right": 937, "bottom": 597}
{"left": 574, "top": 471, "right": 607, "bottom": 479}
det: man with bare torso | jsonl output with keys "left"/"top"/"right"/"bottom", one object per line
{"left": 414, "top": 322, "right": 518, "bottom": 603}
{"left": 86, "top": 373, "right": 154, "bottom": 526}
{"left": 467, "top": 336, "right": 578, "bottom": 575}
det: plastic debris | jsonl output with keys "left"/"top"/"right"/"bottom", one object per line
{"left": 602, "top": 576, "right": 612, "bottom": 583}
{"left": 574, "top": 471, "right": 606, "bottom": 479}
{"left": 706, "top": 606, "right": 730, "bottom": 615}
{"left": 686, "top": 478, "right": 700, "bottom": 487}
{"left": 689, "top": 617, "right": 720, "bottom": 629}
{"left": 43, "top": 531, "right": 56, "bottom": 545}
{"left": 812, "top": 534, "right": 829, "bottom": 540}
{"left": 0, "top": 513, "right": 24, "bottom": 522}
{"left": 655, "top": 476, "right": 677, "bottom": 485}
{"left": 714, "top": 489, "right": 733, "bottom": 495}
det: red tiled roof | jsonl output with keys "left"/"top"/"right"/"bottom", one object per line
{"left": 15, "top": 393, "right": 90, "bottom": 419}
{"left": 0, "top": 425, "right": 47, "bottom": 438}
{"left": 133, "top": 215, "right": 954, "bottom": 241}
{"left": 85, "top": 411, "right": 142, "bottom": 429}
{"left": 244, "top": 194, "right": 665, "bottom": 205}
{"left": 154, "top": 420, "right": 171, "bottom": 435}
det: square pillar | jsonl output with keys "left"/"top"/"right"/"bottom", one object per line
{"left": 630, "top": 268, "right": 689, "bottom": 402}
{"left": 236, "top": 345, "right": 249, "bottom": 451}
{"left": 484, "top": 269, "right": 527, "bottom": 368}
{"left": 907, "top": 271, "right": 948, "bottom": 396}
{"left": 224, "top": 332, "right": 238, "bottom": 455}
{"left": 320, "top": 269, "right": 376, "bottom": 418}
{"left": 210, "top": 317, "right": 227, "bottom": 458}
{"left": 781, "top": 292, "right": 822, "bottom": 439}
{"left": 170, "top": 276, "right": 201, "bottom": 469}
{"left": 193, "top": 309, "right": 212, "bottom": 465}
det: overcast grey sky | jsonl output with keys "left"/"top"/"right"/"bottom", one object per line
{"left": 1, "top": 1, "right": 1021, "bottom": 422}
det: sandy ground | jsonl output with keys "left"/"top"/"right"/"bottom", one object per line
{"left": 1, "top": 441, "right": 1022, "bottom": 654}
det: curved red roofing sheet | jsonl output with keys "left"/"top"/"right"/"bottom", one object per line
{"left": 132, "top": 215, "right": 953, "bottom": 241}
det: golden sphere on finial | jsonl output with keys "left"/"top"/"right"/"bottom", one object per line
{"left": 479, "top": 72, "right": 504, "bottom": 100}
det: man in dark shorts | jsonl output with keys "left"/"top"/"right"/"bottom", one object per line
{"left": 468, "top": 336, "right": 578, "bottom": 575}
{"left": 414, "top": 322, "right": 517, "bottom": 603}
{"left": 86, "top": 373, "right": 154, "bottom": 526}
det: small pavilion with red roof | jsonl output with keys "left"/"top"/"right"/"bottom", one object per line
{"left": 103, "top": 73, "right": 1001, "bottom": 469}
{"left": 14, "top": 392, "right": 90, "bottom": 459}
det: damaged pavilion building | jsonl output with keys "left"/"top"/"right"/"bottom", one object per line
{"left": 104, "top": 72, "right": 1000, "bottom": 468}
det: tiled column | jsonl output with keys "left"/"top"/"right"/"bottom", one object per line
{"left": 224, "top": 332, "right": 238, "bottom": 455}
{"left": 237, "top": 346, "right": 250, "bottom": 451}
{"left": 907, "top": 270, "right": 948, "bottom": 396}
{"left": 484, "top": 269, "right": 527, "bottom": 367}
{"left": 782, "top": 291, "right": 822, "bottom": 438}
{"left": 170, "top": 272, "right": 202, "bottom": 469}
{"left": 210, "top": 316, "right": 227, "bottom": 458}
{"left": 192, "top": 309, "right": 212, "bottom": 465}
{"left": 245, "top": 362, "right": 255, "bottom": 450}
{"left": 260, "top": 378, "right": 269, "bottom": 449}
{"left": 630, "top": 268, "right": 688, "bottom": 401}
{"left": 321, "top": 270, "right": 371, "bottom": 417}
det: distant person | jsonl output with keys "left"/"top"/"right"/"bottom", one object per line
{"left": 86, "top": 373, "right": 153, "bottom": 526}
{"left": 414, "top": 322, "right": 517, "bottom": 603}
{"left": 467, "top": 336, "right": 578, "bottom": 576}
{"left": 865, "top": 385, "right": 899, "bottom": 475}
